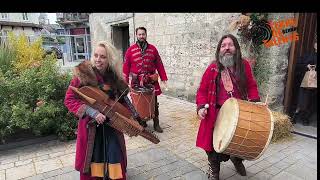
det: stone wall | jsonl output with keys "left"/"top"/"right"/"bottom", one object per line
{"left": 133, "top": 13, "right": 242, "bottom": 103}
{"left": 257, "top": 13, "right": 294, "bottom": 111}
{"left": 89, "top": 13, "right": 134, "bottom": 47}
{"left": 89, "top": 13, "right": 294, "bottom": 112}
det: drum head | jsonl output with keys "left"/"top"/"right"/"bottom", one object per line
{"left": 213, "top": 98, "right": 239, "bottom": 153}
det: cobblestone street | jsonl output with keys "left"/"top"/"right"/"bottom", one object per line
{"left": 0, "top": 95, "right": 317, "bottom": 180}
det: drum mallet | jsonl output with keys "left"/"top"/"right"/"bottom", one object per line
{"left": 265, "top": 94, "right": 269, "bottom": 105}
{"left": 162, "top": 81, "right": 169, "bottom": 91}
{"left": 201, "top": 104, "right": 209, "bottom": 119}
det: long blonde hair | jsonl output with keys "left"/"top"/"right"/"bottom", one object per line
{"left": 90, "top": 41, "right": 123, "bottom": 80}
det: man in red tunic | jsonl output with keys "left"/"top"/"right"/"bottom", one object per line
{"left": 196, "top": 34, "right": 261, "bottom": 180}
{"left": 123, "top": 27, "right": 168, "bottom": 133}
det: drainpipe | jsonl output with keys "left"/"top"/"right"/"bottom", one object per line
{"left": 133, "top": 12, "right": 135, "bottom": 44}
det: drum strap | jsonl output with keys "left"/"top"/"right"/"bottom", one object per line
{"left": 226, "top": 68, "right": 248, "bottom": 100}
{"left": 215, "top": 71, "right": 221, "bottom": 107}
{"left": 217, "top": 68, "right": 248, "bottom": 101}
{"left": 221, "top": 69, "right": 234, "bottom": 97}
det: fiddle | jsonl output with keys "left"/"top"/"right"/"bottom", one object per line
{"left": 70, "top": 85, "right": 160, "bottom": 144}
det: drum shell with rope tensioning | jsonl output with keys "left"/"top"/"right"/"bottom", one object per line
{"left": 130, "top": 84, "right": 155, "bottom": 121}
{"left": 212, "top": 98, "right": 274, "bottom": 161}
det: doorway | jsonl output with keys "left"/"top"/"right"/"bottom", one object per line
{"left": 111, "top": 22, "right": 130, "bottom": 61}
{"left": 284, "top": 13, "right": 317, "bottom": 130}
{"left": 73, "top": 36, "right": 86, "bottom": 60}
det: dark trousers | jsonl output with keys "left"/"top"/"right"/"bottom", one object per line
{"left": 154, "top": 95, "right": 159, "bottom": 118}
{"left": 295, "top": 87, "right": 317, "bottom": 122}
{"left": 206, "top": 150, "right": 230, "bottom": 163}
{"left": 206, "top": 149, "right": 244, "bottom": 166}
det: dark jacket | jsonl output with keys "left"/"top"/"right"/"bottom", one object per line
{"left": 295, "top": 52, "right": 317, "bottom": 86}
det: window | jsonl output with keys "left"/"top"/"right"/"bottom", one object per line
{"left": 66, "top": 13, "right": 71, "bottom": 20}
{"left": 56, "top": 13, "right": 63, "bottom": 19}
{"left": 72, "top": 13, "right": 79, "bottom": 20}
{"left": 22, "top": 13, "right": 29, "bottom": 21}
{"left": 1, "top": 13, "right": 8, "bottom": 19}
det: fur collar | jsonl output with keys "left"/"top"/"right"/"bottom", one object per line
{"left": 72, "top": 60, "right": 98, "bottom": 87}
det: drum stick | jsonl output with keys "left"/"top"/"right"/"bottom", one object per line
{"left": 163, "top": 81, "right": 169, "bottom": 91}
{"left": 199, "top": 104, "right": 209, "bottom": 119}
{"left": 265, "top": 94, "right": 269, "bottom": 105}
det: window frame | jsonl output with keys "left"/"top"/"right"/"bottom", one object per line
{"left": 1, "top": 13, "right": 9, "bottom": 19}
{"left": 22, "top": 13, "right": 29, "bottom": 21}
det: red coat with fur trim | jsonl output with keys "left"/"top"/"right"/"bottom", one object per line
{"left": 195, "top": 59, "right": 260, "bottom": 151}
{"left": 123, "top": 43, "right": 168, "bottom": 96}
{"left": 64, "top": 61, "right": 127, "bottom": 174}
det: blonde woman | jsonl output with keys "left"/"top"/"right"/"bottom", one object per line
{"left": 64, "top": 41, "right": 129, "bottom": 180}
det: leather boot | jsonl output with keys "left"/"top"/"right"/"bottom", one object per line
{"left": 303, "top": 120, "right": 309, "bottom": 126}
{"left": 301, "top": 111, "right": 310, "bottom": 126}
{"left": 207, "top": 160, "right": 220, "bottom": 180}
{"left": 292, "top": 111, "right": 299, "bottom": 124}
{"left": 153, "top": 116, "right": 163, "bottom": 133}
{"left": 135, "top": 115, "right": 147, "bottom": 128}
{"left": 230, "top": 157, "right": 246, "bottom": 176}
{"left": 153, "top": 97, "right": 163, "bottom": 133}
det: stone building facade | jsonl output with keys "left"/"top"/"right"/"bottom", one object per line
{"left": 89, "top": 13, "right": 294, "bottom": 112}
{"left": 1, "top": 13, "right": 42, "bottom": 38}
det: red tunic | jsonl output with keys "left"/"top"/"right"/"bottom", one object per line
{"left": 195, "top": 59, "right": 260, "bottom": 151}
{"left": 123, "top": 43, "right": 168, "bottom": 96}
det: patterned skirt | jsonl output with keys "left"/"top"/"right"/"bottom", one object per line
{"left": 90, "top": 124, "right": 125, "bottom": 179}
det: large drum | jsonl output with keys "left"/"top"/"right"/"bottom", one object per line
{"left": 212, "top": 98, "right": 274, "bottom": 161}
{"left": 130, "top": 84, "right": 155, "bottom": 121}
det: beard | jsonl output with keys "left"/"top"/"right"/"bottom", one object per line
{"left": 219, "top": 53, "right": 235, "bottom": 67}
{"left": 137, "top": 37, "right": 146, "bottom": 43}
{"left": 137, "top": 39, "right": 146, "bottom": 47}
{"left": 137, "top": 37, "right": 145, "bottom": 41}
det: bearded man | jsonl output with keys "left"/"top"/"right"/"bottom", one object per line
{"left": 123, "top": 27, "right": 168, "bottom": 133}
{"left": 195, "top": 34, "right": 261, "bottom": 180}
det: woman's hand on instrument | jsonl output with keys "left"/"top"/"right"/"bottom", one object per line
{"left": 95, "top": 113, "right": 106, "bottom": 124}
{"left": 198, "top": 108, "right": 207, "bottom": 120}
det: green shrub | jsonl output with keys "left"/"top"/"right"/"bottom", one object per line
{"left": 0, "top": 103, "right": 14, "bottom": 144}
{"left": 57, "top": 36, "right": 66, "bottom": 44}
{"left": 0, "top": 42, "right": 16, "bottom": 74}
{"left": 0, "top": 34, "right": 77, "bottom": 143}
{"left": 7, "top": 32, "right": 44, "bottom": 73}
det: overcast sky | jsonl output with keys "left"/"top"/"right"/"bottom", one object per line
{"left": 47, "top": 13, "right": 57, "bottom": 24}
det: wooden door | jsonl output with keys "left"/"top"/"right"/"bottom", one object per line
{"left": 284, "top": 13, "right": 317, "bottom": 114}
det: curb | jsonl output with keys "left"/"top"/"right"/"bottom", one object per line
{"left": 291, "top": 131, "right": 317, "bottom": 139}
{"left": 0, "top": 135, "right": 58, "bottom": 151}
